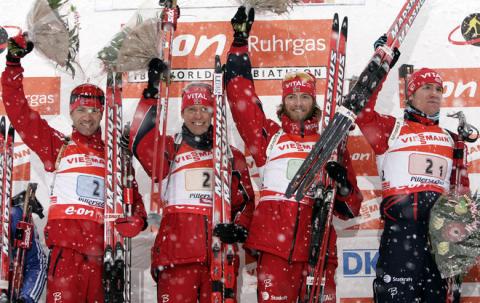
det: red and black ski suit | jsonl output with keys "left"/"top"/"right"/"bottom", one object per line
{"left": 1, "top": 63, "right": 147, "bottom": 303}
{"left": 356, "top": 84, "right": 470, "bottom": 303}
{"left": 225, "top": 44, "right": 363, "bottom": 303}
{"left": 129, "top": 96, "right": 255, "bottom": 303}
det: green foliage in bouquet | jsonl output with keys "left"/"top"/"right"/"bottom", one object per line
{"left": 429, "top": 194, "right": 480, "bottom": 278}
{"left": 97, "top": 16, "right": 137, "bottom": 72}
{"left": 98, "top": 7, "right": 164, "bottom": 73}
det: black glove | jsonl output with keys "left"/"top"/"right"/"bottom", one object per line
{"left": 6, "top": 33, "right": 34, "bottom": 64}
{"left": 213, "top": 223, "right": 248, "bottom": 244}
{"left": 389, "top": 47, "right": 401, "bottom": 69}
{"left": 143, "top": 58, "right": 168, "bottom": 98}
{"left": 373, "top": 34, "right": 387, "bottom": 50}
{"left": 231, "top": 6, "right": 255, "bottom": 47}
{"left": 325, "top": 161, "right": 351, "bottom": 196}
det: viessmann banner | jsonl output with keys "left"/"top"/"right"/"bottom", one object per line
{"left": 123, "top": 19, "right": 332, "bottom": 98}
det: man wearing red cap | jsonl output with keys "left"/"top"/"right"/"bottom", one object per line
{"left": 127, "top": 58, "right": 255, "bottom": 302}
{"left": 356, "top": 38, "right": 470, "bottom": 302}
{"left": 224, "top": 7, "right": 363, "bottom": 303}
{"left": 1, "top": 35, "right": 147, "bottom": 302}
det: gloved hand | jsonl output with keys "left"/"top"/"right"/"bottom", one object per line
{"left": 143, "top": 58, "right": 168, "bottom": 98}
{"left": 373, "top": 33, "right": 387, "bottom": 50}
{"left": 231, "top": 6, "right": 255, "bottom": 47}
{"left": 325, "top": 161, "right": 351, "bottom": 196}
{"left": 6, "top": 33, "right": 34, "bottom": 64}
{"left": 373, "top": 33, "right": 401, "bottom": 69}
{"left": 115, "top": 216, "right": 144, "bottom": 238}
{"left": 213, "top": 223, "right": 248, "bottom": 244}
{"left": 389, "top": 47, "right": 401, "bottom": 69}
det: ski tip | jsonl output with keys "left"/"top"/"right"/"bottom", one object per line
{"left": 214, "top": 55, "right": 222, "bottom": 73}
{"left": 294, "top": 188, "right": 305, "bottom": 202}
{"left": 114, "top": 72, "right": 122, "bottom": 84}
{"left": 107, "top": 71, "right": 114, "bottom": 85}
{"left": 285, "top": 190, "right": 293, "bottom": 199}
{"left": 7, "top": 125, "right": 14, "bottom": 137}
{"left": 341, "top": 17, "right": 348, "bottom": 37}
{"left": 0, "top": 116, "right": 5, "bottom": 136}
{"left": 333, "top": 13, "right": 339, "bottom": 27}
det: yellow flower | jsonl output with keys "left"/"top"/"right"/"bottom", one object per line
{"left": 431, "top": 215, "right": 445, "bottom": 230}
{"left": 454, "top": 201, "right": 468, "bottom": 215}
{"left": 437, "top": 242, "right": 450, "bottom": 256}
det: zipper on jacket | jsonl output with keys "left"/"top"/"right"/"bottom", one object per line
{"left": 287, "top": 203, "right": 301, "bottom": 263}
{"left": 205, "top": 216, "right": 210, "bottom": 264}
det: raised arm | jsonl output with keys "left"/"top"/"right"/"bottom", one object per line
{"left": 2, "top": 35, "right": 65, "bottom": 171}
{"left": 225, "top": 7, "right": 279, "bottom": 167}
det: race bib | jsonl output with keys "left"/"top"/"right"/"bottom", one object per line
{"left": 185, "top": 169, "right": 213, "bottom": 191}
{"left": 409, "top": 153, "right": 448, "bottom": 180}
{"left": 287, "top": 159, "right": 304, "bottom": 180}
{"left": 76, "top": 175, "right": 104, "bottom": 200}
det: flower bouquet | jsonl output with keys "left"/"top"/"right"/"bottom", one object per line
{"left": 429, "top": 194, "right": 480, "bottom": 278}
{"left": 97, "top": 0, "right": 166, "bottom": 73}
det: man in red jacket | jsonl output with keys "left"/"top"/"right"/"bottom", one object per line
{"left": 224, "top": 7, "right": 363, "bottom": 303}
{"left": 356, "top": 38, "right": 470, "bottom": 303}
{"left": 2, "top": 34, "right": 147, "bottom": 303}
{"left": 127, "top": 58, "right": 255, "bottom": 303}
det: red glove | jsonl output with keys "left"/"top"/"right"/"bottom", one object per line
{"left": 114, "top": 216, "right": 144, "bottom": 238}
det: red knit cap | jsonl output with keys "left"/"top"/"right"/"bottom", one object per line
{"left": 407, "top": 68, "right": 443, "bottom": 97}
{"left": 181, "top": 83, "right": 214, "bottom": 112}
{"left": 70, "top": 84, "right": 105, "bottom": 112}
{"left": 282, "top": 71, "right": 316, "bottom": 101}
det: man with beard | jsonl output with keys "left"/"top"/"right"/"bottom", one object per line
{"left": 223, "top": 7, "right": 363, "bottom": 303}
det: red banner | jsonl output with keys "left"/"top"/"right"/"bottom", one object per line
{"left": 0, "top": 76, "right": 61, "bottom": 115}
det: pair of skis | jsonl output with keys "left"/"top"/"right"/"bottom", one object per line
{"left": 0, "top": 117, "right": 14, "bottom": 303}
{"left": 301, "top": 13, "right": 348, "bottom": 303}
{"left": 286, "top": 0, "right": 426, "bottom": 202}
{"left": 0, "top": 121, "right": 40, "bottom": 302}
{"left": 104, "top": 71, "right": 131, "bottom": 303}
{"left": 10, "top": 182, "right": 39, "bottom": 302}
{"left": 211, "top": 55, "right": 235, "bottom": 303}
{"left": 150, "top": 0, "right": 179, "bottom": 222}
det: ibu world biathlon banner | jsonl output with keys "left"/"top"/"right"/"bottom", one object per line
{"left": 1, "top": 0, "right": 480, "bottom": 302}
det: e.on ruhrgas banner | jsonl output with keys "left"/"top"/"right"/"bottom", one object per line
{"left": 123, "top": 19, "right": 331, "bottom": 98}
{"left": 0, "top": 76, "right": 61, "bottom": 115}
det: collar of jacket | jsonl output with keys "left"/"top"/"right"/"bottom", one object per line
{"left": 403, "top": 110, "right": 439, "bottom": 126}
{"left": 280, "top": 114, "right": 319, "bottom": 137}
{"left": 71, "top": 128, "right": 104, "bottom": 152}
{"left": 181, "top": 124, "right": 213, "bottom": 151}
